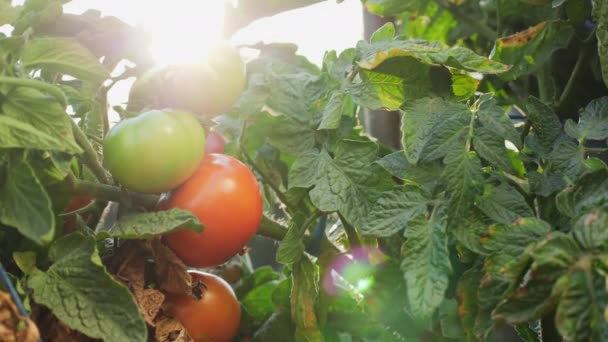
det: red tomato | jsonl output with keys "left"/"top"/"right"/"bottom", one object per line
{"left": 163, "top": 154, "right": 262, "bottom": 267}
{"left": 204, "top": 131, "right": 227, "bottom": 155}
{"left": 165, "top": 271, "right": 241, "bottom": 341}
{"left": 62, "top": 196, "right": 93, "bottom": 233}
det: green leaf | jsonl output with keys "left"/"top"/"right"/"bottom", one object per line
{"left": 2, "top": 87, "right": 81, "bottom": 153}
{"left": 236, "top": 266, "right": 281, "bottom": 298}
{"left": 473, "top": 126, "right": 514, "bottom": 171}
{"left": 402, "top": 97, "right": 470, "bottom": 164}
{"left": 476, "top": 183, "right": 534, "bottom": 225}
{"left": 319, "top": 91, "right": 354, "bottom": 130}
{"left": 564, "top": 96, "right": 608, "bottom": 140}
{"left": 362, "top": 188, "right": 428, "bottom": 237}
{"left": 347, "top": 58, "right": 433, "bottom": 111}
{"left": 555, "top": 264, "right": 608, "bottom": 341}
{"left": 556, "top": 169, "right": 608, "bottom": 218}
{"left": 265, "top": 73, "right": 325, "bottom": 126}
{"left": 95, "top": 209, "right": 203, "bottom": 240}
{"left": 363, "top": 0, "right": 422, "bottom": 16}
{"left": 456, "top": 266, "right": 483, "bottom": 342}
{"left": 490, "top": 21, "right": 574, "bottom": 80}
{"left": 451, "top": 72, "right": 479, "bottom": 100}
{"left": 0, "top": 158, "right": 54, "bottom": 245}
{"left": 376, "top": 151, "right": 443, "bottom": 193}
{"left": 289, "top": 140, "right": 392, "bottom": 227}
{"left": 21, "top": 37, "right": 110, "bottom": 85}
{"left": 442, "top": 149, "right": 484, "bottom": 224}
{"left": 477, "top": 96, "right": 522, "bottom": 148}
{"left": 401, "top": 207, "right": 452, "bottom": 319}
{"left": 594, "top": 0, "right": 608, "bottom": 88}
{"left": 451, "top": 207, "right": 488, "bottom": 255}
{"left": 291, "top": 256, "right": 323, "bottom": 342}
{"left": 370, "top": 22, "right": 396, "bottom": 43}
{"left": 242, "top": 281, "right": 279, "bottom": 322}
{"left": 0, "top": 0, "right": 20, "bottom": 25}
{"left": 572, "top": 208, "right": 608, "bottom": 251}
{"left": 0, "top": 115, "right": 76, "bottom": 152}
{"left": 277, "top": 215, "right": 308, "bottom": 265}
{"left": 525, "top": 96, "right": 563, "bottom": 156}
{"left": 28, "top": 233, "right": 147, "bottom": 342}
{"left": 356, "top": 39, "right": 510, "bottom": 73}
{"left": 481, "top": 218, "right": 552, "bottom": 256}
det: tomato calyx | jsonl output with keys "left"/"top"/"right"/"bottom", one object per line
{"left": 191, "top": 280, "right": 208, "bottom": 300}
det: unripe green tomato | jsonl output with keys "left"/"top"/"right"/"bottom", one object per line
{"left": 126, "top": 44, "right": 246, "bottom": 117}
{"left": 103, "top": 109, "right": 206, "bottom": 193}
{"left": 164, "top": 44, "right": 247, "bottom": 116}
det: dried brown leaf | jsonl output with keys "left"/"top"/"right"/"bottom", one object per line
{"left": 154, "top": 314, "right": 193, "bottom": 342}
{"left": 0, "top": 291, "right": 40, "bottom": 342}
{"left": 150, "top": 238, "right": 192, "bottom": 296}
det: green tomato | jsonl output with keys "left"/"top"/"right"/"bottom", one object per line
{"left": 127, "top": 44, "right": 246, "bottom": 117}
{"left": 103, "top": 109, "right": 205, "bottom": 193}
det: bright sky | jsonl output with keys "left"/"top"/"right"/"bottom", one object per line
{"left": 8, "top": 0, "right": 363, "bottom": 120}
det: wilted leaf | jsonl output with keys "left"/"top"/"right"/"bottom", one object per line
{"left": 0, "top": 290, "right": 40, "bottom": 342}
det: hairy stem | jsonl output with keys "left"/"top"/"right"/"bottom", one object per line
{"left": 70, "top": 120, "right": 111, "bottom": 184}
{"left": 64, "top": 173, "right": 159, "bottom": 209}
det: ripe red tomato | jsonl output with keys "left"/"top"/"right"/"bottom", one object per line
{"left": 204, "top": 131, "right": 227, "bottom": 155}
{"left": 163, "top": 154, "right": 262, "bottom": 267}
{"left": 165, "top": 271, "right": 241, "bottom": 341}
{"left": 62, "top": 196, "right": 93, "bottom": 233}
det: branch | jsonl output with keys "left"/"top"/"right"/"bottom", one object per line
{"left": 70, "top": 119, "right": 111, "bottom": 184}
{"left": 556, "top": 41, "right": 594, "bottom": 109}
{"left": 64, "top": 173, "right": 159, "bottom": 209}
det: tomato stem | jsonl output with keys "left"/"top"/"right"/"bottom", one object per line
{"left": 70, "top": 119, "right": 112, "bottom": 184}
{"left": 64, "top": 172, "right": 160, "bottom": 209}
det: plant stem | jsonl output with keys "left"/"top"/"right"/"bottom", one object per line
{"left": 70, "top": 119, "right": 111, "bottom": 184}
{"left": 339, "top": 213, "right": 361, "bottom": 248}
{"left": 64, "top": 173, "right": 159, "bottom": 209}
{"left": 556, "top": 41, "right": 594, "bottom": 109}
{"left": 437, "top": 1, "right": 498, "bottom": 41}
{"left": 257, "top": 215, "right": 291, "bottom": 241}
{"left": 0, "top": 76, "right": 68, "bottom": 107}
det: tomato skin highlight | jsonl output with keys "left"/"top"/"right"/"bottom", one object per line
{"left": 165, "top": 271, "right": 241, "bottom": 341}
{"left": 204, "top": 131, "right": 227, "bottom": 155}
{"left": 103, "top": 109, "right": 206, "bottom": 194}
{"left": 163, "top": 154, "right": 262, "bottom": 267}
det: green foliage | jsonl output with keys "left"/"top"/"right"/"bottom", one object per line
{"left": 0, "top": 0, "right": 607, "bottom": 341}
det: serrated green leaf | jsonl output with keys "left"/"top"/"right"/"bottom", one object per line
{"left": 457, "top": 265, "right": 483, "bottom": 342}
{"left": 402, "top": 97, "right": 470, "bottom": 164}
{"left": 376, "top": 151, "right": 443, "bottom": 193}
{"left": 476, "top": 183, "right": 534, "bottom": 224}
{"left": 319, "top": 91, "right": 354, "bottom": 130}
{"left": 289, "top": 140, "right": 392, "bottom": 227}
{"left": 357, "top": 39, "right": 510, "bottom": 73}
{"left": 564, "top": 96, "right": 608, "bottom": 140}
{"left": 594, "top": 0, "right": 608, "bottom": 88}
{"left": 451, "top": 207, "right": 488, "bottom": 255}
{"left": 0, "top": 115, "right": 75, "bottom": 152}
{"left": 481, "top": 218, "right": 552, "bottom": 256}
{"left": 473, "top": 126, "right": 514, "bottom": 171}
{"left": 28, "top": 233, "right": 147, "bottom": 342}
{"left": 477, "top": 96, "right": 522, "bottom": 148}
{"left": 525, "top": 96, "right": 563, "bottom": 156}
{"left": 265, "top": 72, "right": 325, "bottom": 125}
{"left": 277, "top": 215, "right": 308, "bottom": 265}
{"left": 442, "top": 149, "right": 484, "bottom": 224}
{"left": 401, "top": 207, "right": 452, "bottom": 319}
{"left": 556, "top": 169, "right": 608, "bottom": 218}
{"left": 362, "top": 188, "right": 428, "bottom": 237}
{"left": 490, "top": 21, "right": 574, "bottom": 80}
{"left": 0, "top": 158, "right": 54, "bottom": 245}
{"left": 572, "top": 208, "right": 608, "bottom": 251}
{"left": 370, "top": 22, "right": 396, "bottom": 42}
{"left": 95, "top": 209, "right": 202, "bottom": 240}
{"left": 555, "top": 265, "right": 608, "bottom": 341}
{"left": 22, "top": 37, "right": 110, "bottom": 85}
{"left": 348, "top": 57, "right": 433, "bottom": 111}
{"left": 291, "top": 256, "right": 323, "bottom": 342}
{"left": 2, "top": 87, "right": 81, "bottom": 153}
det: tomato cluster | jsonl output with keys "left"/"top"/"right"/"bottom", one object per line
{"left": 102, "top": 44, "right": 259, "bottom": 340}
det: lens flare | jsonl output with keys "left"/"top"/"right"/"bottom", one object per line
{"left": 322, "top": 247, "right": 387, "bottom": 296}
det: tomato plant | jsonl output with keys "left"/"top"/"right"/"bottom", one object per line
{"left": 162, "top": 153, "right": 263, "bottom": 267}
{"left": 164, "top": 271, "right": 241, "bottom": 342}
{"left": 1, "top": 0, "right": 608, "bottom": 341}
{"left": 103, "top": 109, "right": 206, "bottom": 193}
